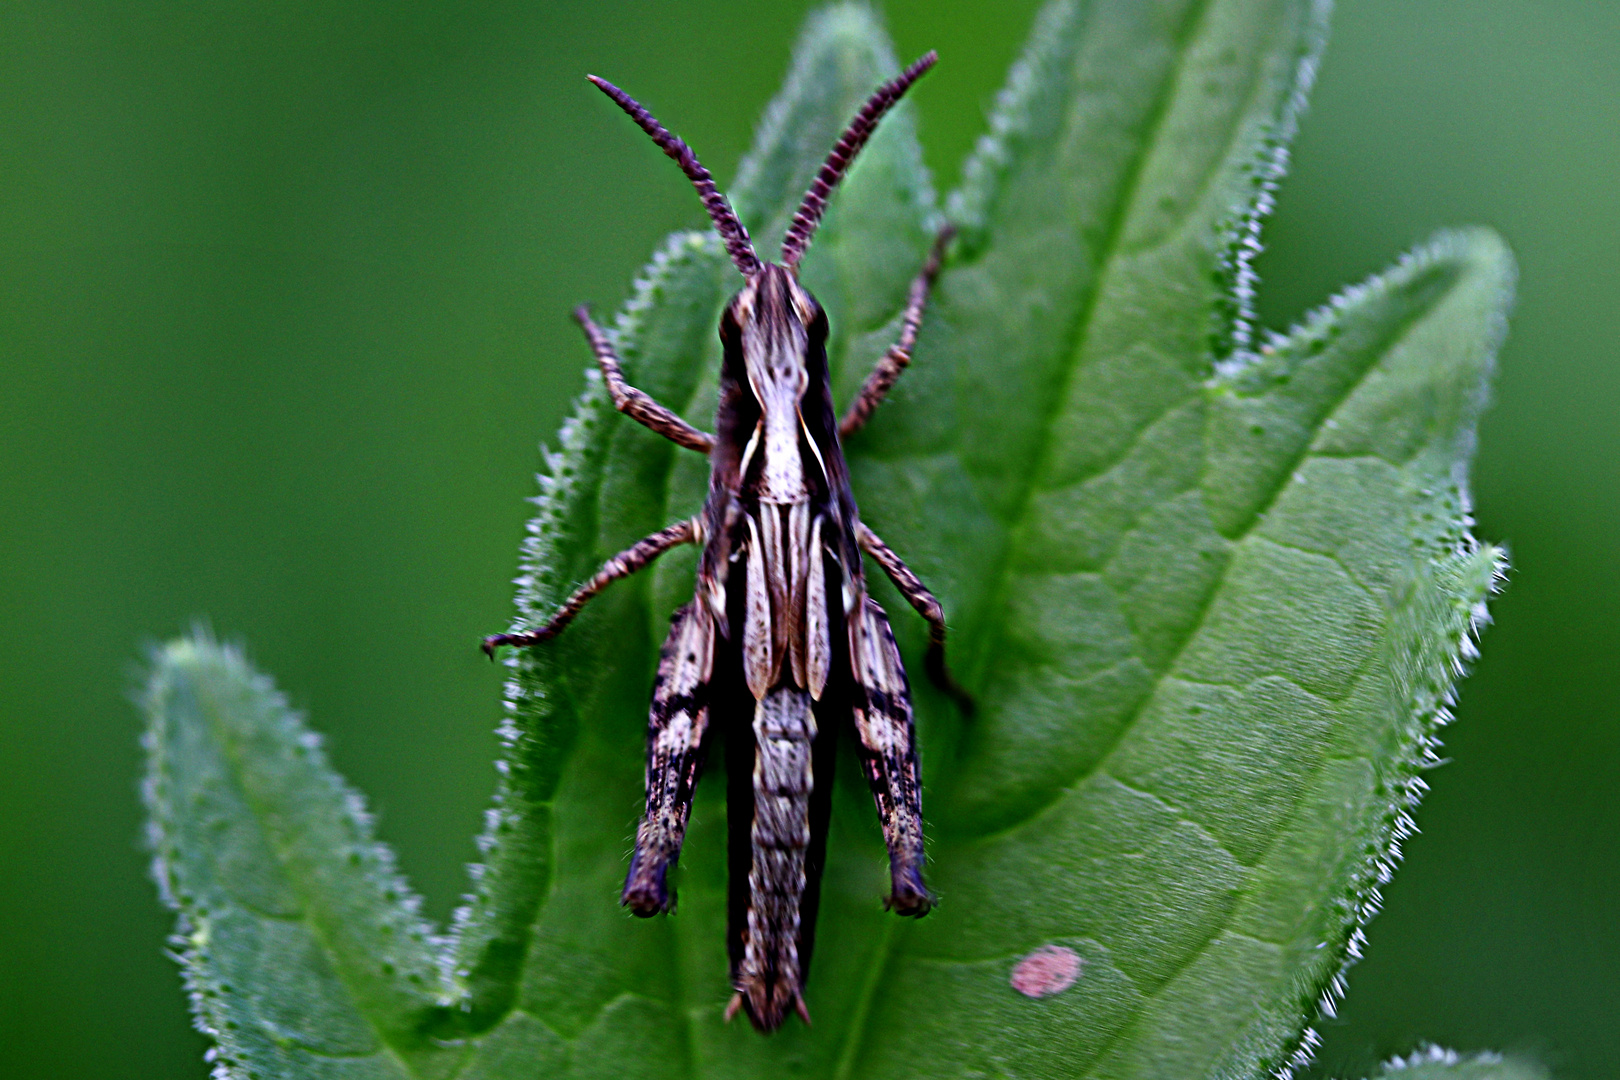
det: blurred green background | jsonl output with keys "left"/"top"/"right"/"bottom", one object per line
{"left": 1, "top": 1, "right": 1614, "bottom": 1077}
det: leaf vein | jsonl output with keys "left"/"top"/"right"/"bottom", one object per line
{"left": 964, "top": 259, "right": 1429, "bottom": 849}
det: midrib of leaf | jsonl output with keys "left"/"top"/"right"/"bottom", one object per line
{"left": 205, "top": 712, "right": 422, "bottom": 1078}
{"left": 832, "top": 3, "right": 1218, "bottom": 1070}
{"left": 964, "top": 0, "right": 1211, "bottom": 695}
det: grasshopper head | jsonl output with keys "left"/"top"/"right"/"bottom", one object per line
{"left": 724, "top": 264, "right": 825, "bottom": 420}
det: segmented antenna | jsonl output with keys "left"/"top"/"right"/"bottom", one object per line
{"left": 780, "top": 51, "right": 938, "bottom": 269}
{"left": 588, "top": 75, "right": 762, "bottom": 279}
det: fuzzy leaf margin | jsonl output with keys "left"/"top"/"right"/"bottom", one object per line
{"left": 1366, "top": 1047, "right": 1550, "bottom": 1080}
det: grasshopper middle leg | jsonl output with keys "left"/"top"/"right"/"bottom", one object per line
{"left": 483, "top": 517, "right": 698, "bottom": 654}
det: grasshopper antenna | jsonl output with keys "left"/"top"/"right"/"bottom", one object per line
{"left": 780, "top": 51, "right": 937, "bottom": 270}
{"left": 588, "top": 75, "right": 762, "bottom": 279}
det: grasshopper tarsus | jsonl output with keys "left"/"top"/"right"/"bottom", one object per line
{"left": 885, "top": 891, "right": 934, "bottom": 919}
{"left": 885, "top": 858, "right": 934, "bottom": 917}
{"left": 622, "top": 827, "right": 685, "bottom": 916}
{"left": 481, "top": 628, "right": 556, "bottom": 656}
{"left": 622, "top": 884, "right": 673, "bottom": 918}
{"left": 926, "top": 640, "right": 976, "bottom": 718}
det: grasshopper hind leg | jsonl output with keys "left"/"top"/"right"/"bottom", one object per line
{"left": 849, "top": 596, "right": 933, "bottom": 917}
{"left": 622, "top": 602, "right": 716, "bottom": 915}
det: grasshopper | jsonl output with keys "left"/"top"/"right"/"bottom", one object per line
{"left": 485, "top": 51, "right": 969, "bottom": 1032}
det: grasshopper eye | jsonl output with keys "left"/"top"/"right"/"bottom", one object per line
{"left": 805, "top": 299, "right": 827, "bottom": 338}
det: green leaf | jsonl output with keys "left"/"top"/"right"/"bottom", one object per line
{"left": 1366, "top": 1048, "right": 1551, "bottom": 1080}
{"left": 143, "top": 2, "right": 1518, "bottom": 1078}
{"left": 142, "top": 635, "right": 460, "bottom": 1079}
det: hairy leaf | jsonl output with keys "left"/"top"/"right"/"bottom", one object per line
{"left": 143, "top": 635, "right": 457, "bottom": 1080}
{"left": 1367, "top": 1048, "right": 1550, "bottom": 1080}
{"left": 143, "top": 2, "right": 1516, "bottom": 1078}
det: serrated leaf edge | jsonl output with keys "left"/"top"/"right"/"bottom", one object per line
{"left": 1266, "top": 230, "right": 1515, "bottom": 1079}
{"left": 442, "top": 229, "right": 723, "bottom": 1006}
{"left": 142, "top": 630, "right": 440, "bottom": 1079}
{"left": 1212, "top": 0, "right": 1332, "bottom": 361}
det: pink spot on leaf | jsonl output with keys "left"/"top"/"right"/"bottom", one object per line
{"left": 1010, "top": 944, "right": 1082, "bottom": 998}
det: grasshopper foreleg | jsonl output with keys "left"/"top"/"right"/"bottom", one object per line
{"left": 575, "top": 305, "right": 716, "bottom": 453}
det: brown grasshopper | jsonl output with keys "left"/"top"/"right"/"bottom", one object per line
{"left": 485, "top": 52, "right": 970, "bottom": 1033}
